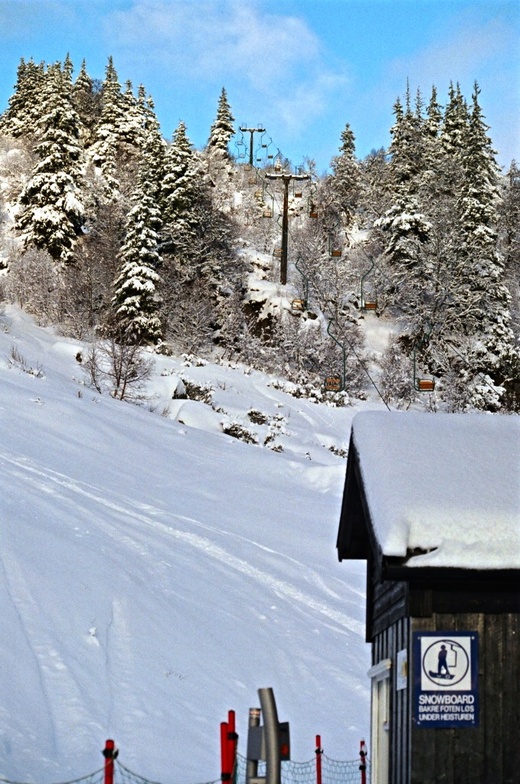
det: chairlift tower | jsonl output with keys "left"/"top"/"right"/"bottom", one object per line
{"left": 265, "top": 171, "right": 310, "bottom": 284}
{"left": 240, "top": 126, "right": 266, "bottom": 166}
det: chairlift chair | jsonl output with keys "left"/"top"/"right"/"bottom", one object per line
{"left": 273, "top": 247, "right": 282, "bottom": 257}
{"left": 330, "top": 249, "right": 342, "bottom": 258}
{"left": 416, "top": 378, "right": 435, "bottom": 392}
{"left": 291, "top": 298, "right": 306, "bottom": 313}
{"left": 324, "top": 375, "right": 342, "bottom": 392}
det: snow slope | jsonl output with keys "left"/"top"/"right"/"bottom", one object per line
{"left": 0, "top": 306, "right": 383, "bottom": 784}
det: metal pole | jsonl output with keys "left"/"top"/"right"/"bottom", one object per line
{"left": 247, "top": 707, "right": 261, "bottom": 784}
{"left": 239, "top": 127, "right": 266, "bottom": 167}
{"left": 258, "top": 688, "right": 281, "bottom": 784}
{"left": 281, "top": 176, "right": 290, "bottom": 285}
{"left": 265, "top": 172, "right": 310, "bottom": 284}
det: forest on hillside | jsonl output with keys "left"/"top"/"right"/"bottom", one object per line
{"left": 0, "top": 55, "right": 519, "bottom": 412}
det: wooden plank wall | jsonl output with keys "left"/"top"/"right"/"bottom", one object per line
{"left": 371, "top": 577, "right": 411, "bottom": 784}
{"left": 410, "top": 612, "right": 520, "bottom": 784}
{"left": 373, "top": 617, "right": 411, "bottom": 784}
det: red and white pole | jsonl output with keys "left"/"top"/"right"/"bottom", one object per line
{"left": 315, "top": 735, "right": 323, "bottom": 784}
{"left": 102, "top": 739, "right": 118, "bottom": 784}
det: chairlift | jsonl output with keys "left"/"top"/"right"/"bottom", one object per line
{"left": 294, "top": 191, "right": 303, "bottom": 198}
{"left": 291, "top": 298, "right": 306, "bottom": 313}
{"left": 330, "top": 249, "right": 342, "bottom": 258}
{"left": 273, "top": 247, "right": 282, "bottom": 257}
{"left": 309, "top": 203, "right": 318, "bottom": 218}
{"left": 416, "top": 378, "right": 435, "bottom": 392}
{"left": 362, "top": 299, "right": 377, "bottom": 311}
{"left": 324, "top": 375, "right": 342, "bottom": 392}
{"left": 263, "top": 208, "right": 273, "bottom": 218}
{"left": 412, "top": 337, "right": 435, "bottom": 392}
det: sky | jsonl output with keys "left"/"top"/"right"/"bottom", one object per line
{"left": 0, "top": 0, "right": 519, "bottom": 173}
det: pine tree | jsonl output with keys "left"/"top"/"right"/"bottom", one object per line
{"left": 441, "top": 82, "right": 469, "bottom": 160}
{"left": 90, "top": 57, "right": 129, "bottom": 193}
{"left": 330, "top": 123, "right": 360, "bottom": 225}
{"left": 207, "top": 87, "right": 235, "bottom": 155}
{"left": 387, "top": 86, "right": 426, "bottom": 194}
{"left": 451, "top": 83, "right": 519, "bottom": 405}
{"left": 72, "top": 59, "right": 98, "bottom": 144}
{"left": 0, "top": 58, "right": 46, "bottom": 138}
{"left": 140, "top": 90, "right": 167, "bottom": 205}
{"left": 376, "top": 90, "right": 431, "bottom": 283}
{"left": 16, "top": 62, "right": 85, "bottom": 263}
{"left": 161, "top": 121, "right": 204, "bottom": 265}
{"left": 111, "top": 165, "right": 162, "bottom": 344}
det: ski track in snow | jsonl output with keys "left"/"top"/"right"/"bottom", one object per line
{"left": 1, "top": 450, "right": 364, "bottom": 638}
{"left": 0, "top": 528, "right": 101, "bottom": 756}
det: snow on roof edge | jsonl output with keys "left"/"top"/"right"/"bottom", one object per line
{"left": 351, "top": 411, "right": 520, "bottom": 570}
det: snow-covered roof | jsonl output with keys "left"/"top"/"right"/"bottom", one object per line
{"left": 338, "top": 412, "right": 520, "bottom": 570}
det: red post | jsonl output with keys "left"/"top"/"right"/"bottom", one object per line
{"left": 102, "top": 739, "right": 118, "bottom": 784}
{"left": 315, "top": 735, "right": 323, "bottom": 784}
{"left": 227, "top": 710, "right": 238, "bottom": 780}
{"left": 221, "top": 721, "right": 231, "bottom": 782}
{"left": 359, "top": 739, "right": 367, "bottom": 784}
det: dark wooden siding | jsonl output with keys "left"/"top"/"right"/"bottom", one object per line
{"left": 410, "top": 611, "right": 520, "bottom": 784}
{"left": 372, "top": 613, "right": 411, "bottom": 784}
{"left": 368, "top": 576, "right": 520, "bottom": 784}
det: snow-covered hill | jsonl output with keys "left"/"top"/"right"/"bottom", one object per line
{"left": 0, "top": 305, "right": 389, "bottom": 784}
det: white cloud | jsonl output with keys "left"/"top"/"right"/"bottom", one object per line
{"left": 105, "top": 0, "right": 351, "bottom": 135}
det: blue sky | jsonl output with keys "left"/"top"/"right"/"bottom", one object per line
{"left": 1, "top": 0, "right": 519, "bottom": 173}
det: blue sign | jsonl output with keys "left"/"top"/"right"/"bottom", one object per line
{"left": 413, "top": 632, "right": 479, "bottom": 728}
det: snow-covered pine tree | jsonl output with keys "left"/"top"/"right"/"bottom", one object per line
{"left": 500, "top": 161, "right": 520, "bottom": 335}
{"left": 139, "top": 89, "right": 167, "bottom": 206}
{"left": 450, "top": 83, "right": 519, "bottom": 408}
{"left": 16, "top": 61, "right": 85, "bottom": 264}
{"left": 72, "top": 59, "right": 98, "bottom": 145}
{"left": 441, "top": 82, "right": 469, "bottom": 160}
{"left": 161, "top": 121, "right": 204, "bottom": 267}
{"left": 89, "top": 58, "right": 145, "bottom": 197}
{"left": 0, "top": 58, "right": 46, "bottom": 139}
{"left": 375, "top": 91, "right": 432, "bottom": 293}
{"left": 111, "top": 164, "right": 163, "bottom": 345}
{"left": 207, "top": 87, "right": 235, "bottom": 155}
{"left": 330, "top": 123, "right": 361, "bottom": 226}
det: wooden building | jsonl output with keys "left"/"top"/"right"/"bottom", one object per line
{"left": 336, "top": 412, "right": 520, "bottom": 784}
